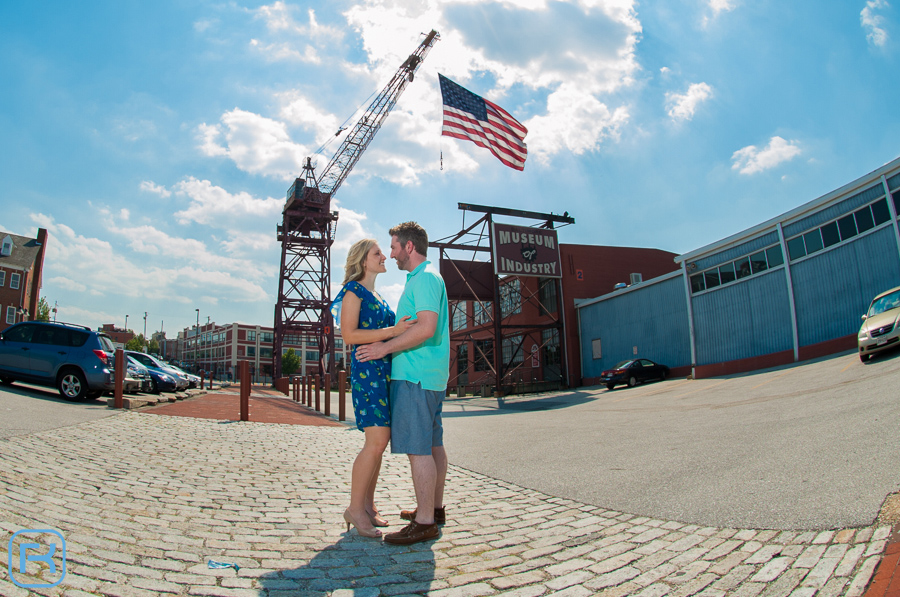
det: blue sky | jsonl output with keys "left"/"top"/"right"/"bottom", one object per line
{"left": 2, "top": 0, "right": 898, "bottom": 337}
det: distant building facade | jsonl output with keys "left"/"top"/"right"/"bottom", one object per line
{"left": 173, "top": 321, "right": 349, "bottom": 383}
{"left": 100, "top": 323, "right": 135, "bottom": 347}
{"left": 450, "top": 243, "right": 680, "bottom": 391}
{"left": 0, "top": 228, "right": 48, "bottom": 326}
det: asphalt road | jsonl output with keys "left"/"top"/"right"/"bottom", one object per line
{"left": 442, "top": 349, "right": 900, "bottom": 532}
{"left": 0, "top": 382, "right": 115, "bottom": 439}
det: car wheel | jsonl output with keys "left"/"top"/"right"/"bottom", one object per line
{"left": 606, "top": 382, "right": 615, "bottom": 391}
{"left": 860, "top": 353, "right": 870, "bottom": 363}
{"left": 0, "top": 376, "right": 13, "bottom": 386}
{"left": 628, "top": 376, "right": 638, "bottom": 388}
{"left": 58, "top": 369, "right": 89, "bottom": 401}
{"left": 660, "top": 371, "right": 668, "bottom": 381}
{"left": 151, "top": 378, "right": 160, "bottom": 394}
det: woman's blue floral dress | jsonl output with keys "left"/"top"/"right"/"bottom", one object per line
{"left": 331, "top": 281, "right": 396, "bottom": 431}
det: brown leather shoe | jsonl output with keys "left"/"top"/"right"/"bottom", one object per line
{"left": 383, "top": 521, "right": 440, "bottom": 545}
{"left": 399, "top": 506, "right": 446, "bottom": 525}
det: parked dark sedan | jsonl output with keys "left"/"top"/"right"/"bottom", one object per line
{"left": 600, "top": 358, "right": 670, "bottom": 390}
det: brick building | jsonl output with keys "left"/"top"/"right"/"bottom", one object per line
{"left": 449, "top": 244, "right": 679, "bottom": 392}
{"left": 99, "top": 323, "right": 135, "bottom": 347}
{"left": 0, "top": 229, "right": 48, "bottom": 327}
{"left": 173, "top": 321, "right": 348, "bottom": 384}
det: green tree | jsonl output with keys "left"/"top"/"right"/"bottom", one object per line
{"left": 281, "top": 348, "right": 301, "bottom": 376}
{"left": 148, "top": 338, "right": 159, "bottom": 354}
{"left": 126, "top": 334, "right": 145, "bottom": 351}
{"left": 36, "top": 297, "right": 51, "bottom": 322}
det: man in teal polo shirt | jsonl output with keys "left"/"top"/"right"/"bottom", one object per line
{"left": 355, "top": 221, "right": 449, "bottom": 545}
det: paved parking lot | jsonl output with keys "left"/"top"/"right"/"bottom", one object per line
{"left": 443, "top": 349, "right": 900, "bottom": 530}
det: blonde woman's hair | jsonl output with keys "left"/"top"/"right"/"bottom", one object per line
{"left": 342, "top": 238, "right": 377, "bottom": 285}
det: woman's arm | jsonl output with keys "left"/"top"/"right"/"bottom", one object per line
{"left": 339, "top": 289, "right": 416, "bottom": 346}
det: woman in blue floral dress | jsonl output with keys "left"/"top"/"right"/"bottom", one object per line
{"left": 332, "top": 238, "right": 416, "bottom": 538}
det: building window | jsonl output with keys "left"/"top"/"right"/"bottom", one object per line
{"left": 261, "top": 332, "right": 274, "bottom": 343}
{"left": 473, "top": 301, "right": 492, "bottom": 326}
{"left": 247, "top": 330, "right": 257, "bottom": 341}
{"left": 539, "top": 278, "right": 557, "bottom": 315}
{"left": 306, "top": 350, "right": 319, "bottom": 361}
{"left": 0, "top": 271, "right": 5, "bottom": 286}
{"left": 260, "top": 348, "right": 272, "bottom": 358}
{"left": 457, "top": 343, "right": 468, "bottom": 374}
{"left": 5, "top": 306, "right": 16, "bottom": 324}
{"left": 786, "top": 195, "right": 893, "bottom": 262}
{"left": 451, "top": 302, "right": 468, "bottom": 331}
{"left": 10, "top": 273, "right": 20, "bottom": 290}
{"left": 500, "top": 279, "right": 522, "bottom": 316}
{"left": 247, "top": 346, "right": 256, "bottom": 357}
{"left": 542, "top": 329, "right": 561, "bottom": 367}
{"left": 690, "top": 243, "right": 784, "bottom": 294}
{"left": 334, "top": 339, "right": 343, "bottom": 350}
{"left": 473, "top": 340, "right": 493, "bottom": 371}
{"left": 502, "top": 334, "right": 524, "bottom": 364}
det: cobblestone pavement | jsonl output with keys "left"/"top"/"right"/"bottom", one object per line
{"left": 0, "top": 412, "right": 889, "bottom": 596}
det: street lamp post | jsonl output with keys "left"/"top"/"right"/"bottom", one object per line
{"left": 143, "top": 312, "right": 147, "bottom": 349}
{"left": 195, "top": 308, "right": 200, "bottom": 372}
{"left": 125, "top": 314, "right": 129, "bottom": 332}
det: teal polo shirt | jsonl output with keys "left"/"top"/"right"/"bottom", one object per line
{"left": 392, "top": 261, "right": 450, "bottom": 391}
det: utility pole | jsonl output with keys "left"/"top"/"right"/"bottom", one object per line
{"left": 195, "top": 308, "right": 200, "bottom": 371}
{"left": 143, "top": 312, "right": 147, "bottom": 349}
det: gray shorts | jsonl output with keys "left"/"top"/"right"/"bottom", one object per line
{"left": 390, "top": 380, "right": 444, "bottom": 455}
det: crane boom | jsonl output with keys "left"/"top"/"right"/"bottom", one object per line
{"left": 285, "top": 29, "right": 440, "bottom": 211}
{"left": 274, "top": 29, "right": 439, "bottom": 382}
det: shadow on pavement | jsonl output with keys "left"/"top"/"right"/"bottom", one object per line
{"left": 443, "top": 389, "right": 597, "bottom": 417}
{"left": 256, "top": 532, "right": 436, "bottom": 595}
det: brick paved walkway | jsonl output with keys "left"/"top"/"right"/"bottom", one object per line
{"left": 0, "top": 411, "right": 893, "bottom": 596}
{"left": 145, "top": 386, "right": 343, "bottom": 427}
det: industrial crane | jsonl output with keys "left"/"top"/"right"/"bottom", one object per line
{"left": 273, "top": 29, "right": 439, "bottom": 381}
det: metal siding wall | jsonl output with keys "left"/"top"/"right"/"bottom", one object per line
{"left": 791, "top": 226, "right": 900, "bottom": 346}
{"left": 692, "top": 270, "right": 793, "bottom": 364}
{"left": 694, "top": 231, "right": 779, "bottom": 271}
{"left": 886, "top": 172, "right": 900, "bottom": 191}
{"left": 579, "top": 276, "right": 691, "bottom": 378}
{"left": 783, "top": 184, "right": 884, "bottom": 238}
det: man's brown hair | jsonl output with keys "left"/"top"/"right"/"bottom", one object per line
{"left": 389, "top": 221, "right": 428, "bottom": 257}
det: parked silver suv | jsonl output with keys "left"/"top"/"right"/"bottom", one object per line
{"left": 0, "top": 321, "right": 116, "bottom": 400}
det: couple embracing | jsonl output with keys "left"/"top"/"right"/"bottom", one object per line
{"left": 331, "top": 221, "right": 449, "bottom": 545}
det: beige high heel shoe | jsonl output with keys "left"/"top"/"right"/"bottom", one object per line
{"left": 343, "top": 509, "right": 382, "bottom": 538}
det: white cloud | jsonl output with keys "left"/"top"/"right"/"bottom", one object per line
{"left": 527, "top": 84, "right": 629, "bottom": 162}
{"left": 172, "top": 177, "right": 283, "bottom": 228}
{"left": 250, "top": 39, "right": 322, "bottom": 63}
{"left": 861, "top": 0, "right": 889, "bottom": 47}
{"left": 197, "top": 109, "right": 308, "bottom": 180}
{"left": 666, "top": 82, "right": 713, "bottom": 122}
{"left": 140, "top": 181, "right": 172, "bottom": 198}
{"left": 731, "top": 136, "right": 802, "bottom": 175}
{"left": 709, "top": 0, "right": 735, "bottom": 15}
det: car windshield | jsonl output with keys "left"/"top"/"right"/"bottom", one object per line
{"left": 614, "top": 360, "right": 634, "bottom": 369}
{"left": 868, "top": 290, "right": 900, "bottom": 317}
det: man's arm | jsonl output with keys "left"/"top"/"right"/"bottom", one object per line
{"left": 355, "top": 310, "right": 437, "bottom": 362}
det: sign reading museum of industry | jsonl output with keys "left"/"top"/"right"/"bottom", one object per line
{"left": 492, "top": 222, "right": 562, "bottom": 278}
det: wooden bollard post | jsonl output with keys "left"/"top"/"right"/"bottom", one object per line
{"left": 338, "top": 370, "right": 346, "bottom": 421}
{"left": 240, "top": 361, "right": 250, "bottom": 421}
{"left": 301, "top": 375, "right": 307, "bottom": 406}
{"left": 315, "top": 374, "right": 321, "bottom": 411}
{"left": 114, "top": 348, "right": 125, "bottom": 409}
{"left": 324, "top": 376, "right": 331, "bottom": 416}
{"left": 200, "top": 371, "right": 205, "bottom": 391}
{"left": 292, "top": 377, "right": 299, "bottom": 402}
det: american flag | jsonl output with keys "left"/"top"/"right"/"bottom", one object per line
{"left": 439, "top": 74, "right": 527, "bottom": 171}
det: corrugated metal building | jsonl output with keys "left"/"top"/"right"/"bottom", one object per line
{"left": 578, "top": 157, "right": 900, "bottom": 383}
